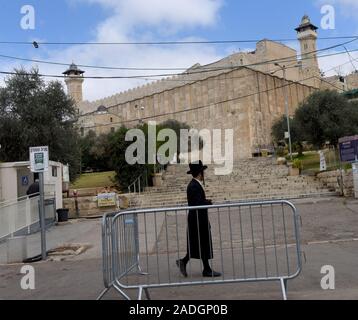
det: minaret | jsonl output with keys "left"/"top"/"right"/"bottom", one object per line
{"left": 63, "top": 63, "right": 85, "bottom": 105}
{"left": 295, "top": 15, "right": 320, "bottom": 75}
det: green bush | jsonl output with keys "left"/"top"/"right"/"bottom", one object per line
{"left": 343, "top": 163, "right": 352, "bottom": 172}
{"left": 276, "top": 146, "right": 286, "bottom": 157}
{"left": 292, "top": 159, "right": 303, "bottom": 170}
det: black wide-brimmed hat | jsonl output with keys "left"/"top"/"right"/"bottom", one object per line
{"left": 187, "top": 160, "right": 208, "bottom": 175}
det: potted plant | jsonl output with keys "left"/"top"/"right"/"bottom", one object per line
{"left": 151, "top": 164, "right": 163, "bottom": 187}
{"left": 290, "top": 159, "right": 302, "bottom": 176}
{"left": 151, "top": 172, "right": 163, "bottom": 187}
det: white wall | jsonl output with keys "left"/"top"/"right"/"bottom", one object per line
{"left": 0, "top": 161, "right": 63, "bottom": 208}
{"left": 44, "top": 161, "right": 63, "bottom": 209}
{"left": 0, "top": 166, "right": 18, "bottom": 202}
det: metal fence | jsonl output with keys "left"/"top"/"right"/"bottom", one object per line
{"left": 98, "top": 200, "right": 302, "bottom": 300}
{"left": 0, "top": 194, "right": 57, "bottom": 242}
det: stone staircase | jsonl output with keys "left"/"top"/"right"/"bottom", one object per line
{"left": 128, "top": 158, "right": 339, "bottom": 208}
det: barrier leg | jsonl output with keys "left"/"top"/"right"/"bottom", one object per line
{"left": 137, "top": 262, "right": 149, "bottom": 275}
{"left": 96, "top": 287, "right": 110, "bottom": 300}
{"left": 113, "top": 282, "right": 131, "bottom": 300}
{"left": 137, "top": 287, "right": 151, "bottom": 300}
{"left": 138, "top": 287, "right": 143, "bottom": 300}
{"left": 144, "top": 288, "right": 151, "bottom": 300}
{"left": 135, "top": 215, "right": 148, "bottom": 275}
{"left": 280, "top": 278, "right": 288, "bottom": 300}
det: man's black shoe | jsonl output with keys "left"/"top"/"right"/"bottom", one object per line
{"left": 202, "top": 270, "right": 221, "bottom": 277}
{"left": 176, "top": 259, "right": 188, "bottom": 277}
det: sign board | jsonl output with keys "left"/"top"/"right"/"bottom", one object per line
{"left": 21, "top": 176, "right": 29, "bottom": 186}
{"left": 29, "top": 146, "right": 49, "bottom": 172}
{"left": 319, "top": 151, "right": 327, "bottom": 172}
{"left": 97, "top": 193, "right": 117, "bottom": 207}
{"left": 339, "top": 136, "right": 358, "bottom": 163}
{"left": 284, "top": 132, "right": 290, "bottom": 139}
{"left": 62, "top": 165, "right": 70, "bottom": 183}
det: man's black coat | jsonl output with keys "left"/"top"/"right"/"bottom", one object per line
{"left": 186, "top": 179, "right": 213, "bottom": 260}
{"left": 26, "top": 181, "right": 39, "bottom": 198}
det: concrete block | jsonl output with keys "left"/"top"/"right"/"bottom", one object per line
{"left": 6, "top": 236, "right": 27, "bottom": 264}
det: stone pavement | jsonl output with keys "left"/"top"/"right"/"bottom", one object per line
{"left": 0, "top": 197, "right": 358, "bottom": 300}
{"left": 0, "top": 218, "right": 102, "bottom": 264}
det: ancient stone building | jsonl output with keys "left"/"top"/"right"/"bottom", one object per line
{"left": 76, "top": 65, "right": 316, "bottom": 159}
{"left": 321, "top": 72, "right": 358, "bottom": 92}
{"left": 65, "top": 15, "right": 357, "bottom": 159}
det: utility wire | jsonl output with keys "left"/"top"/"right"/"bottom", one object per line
{"left": 318, "top": 76, "right": 347, "bottom": 92}
{"left": 1, "top": 35, "right": 358, "bottom": 46}
{"left": 343, "top": 46, "right": 358, "bottom": 72}
{"left": 1, "top": 46, "right": 358, "bottom": 80}
{"left": 0, "top": 37, "right": 357, "bottom": 73}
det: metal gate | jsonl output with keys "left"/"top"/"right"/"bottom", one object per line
{"left": 98, "top": 200, "right": 302, "bottom": 300}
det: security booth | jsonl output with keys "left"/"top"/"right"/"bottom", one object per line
{"left": 0, "top": 161, "right": 63, "bottom": 207}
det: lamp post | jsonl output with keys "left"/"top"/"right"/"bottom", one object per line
{"left": 274, "top": 63, "right": 293, "bottom": 161}
{"left": 135, "top": 105, "right": 145, "bottom": 124}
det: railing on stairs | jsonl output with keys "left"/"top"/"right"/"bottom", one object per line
{"left": 128, "top": 172, "right": 147, "bottom": 194}
{"left": 127, "top": 164, "right": 166, "bottom": 194}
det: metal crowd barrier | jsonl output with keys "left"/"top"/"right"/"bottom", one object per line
{"left": 98, "top": 200, "right": 302, "bottom": 300}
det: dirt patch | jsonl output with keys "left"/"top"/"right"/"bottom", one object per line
{"left": 47, "top": 243, "right": 92, "bottom": 261}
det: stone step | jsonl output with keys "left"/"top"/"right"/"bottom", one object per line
{"left": 145, "top": 178, "right": 325, "bottom": 191}
{"left": 148, "top": 181, "right": 324, "bottom": 192}
{"left": 161, "top": 177, "right": 321, "bottom": 184}
{"left": 144, "top": 186, "right": 327, "bottom": 196}
{"left": 132, "top": 189, "right": 335, "bottom": 199}
{"left": 141, "top": 189, "right": 332, "bottom": 199}
{"left": 130, "top": 192, "right": 339, "bottom": 209}
{"left": 128, "top": 159, "right": 333, "bottom": 209}
{"left": 136, "top": 188, "right": 334, "bottom": 202}
{"left": 165, "top": 169, "right": 289, "bottom": 176}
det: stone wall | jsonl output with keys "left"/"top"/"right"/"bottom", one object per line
{"left": 347, "top": 72, "right": 358, "bottom": 91}
{"left": 79, "top": 66, "right": 316, "bottom": 159}
{"left": 321, "top": 72, "right": 358, "bottom": 92}
{"left": 63, "top": 194, "right": 129, "bottom": 218}
{"left": 316, "top": 169, "right": 354, "bottom": 197}
{"left": 77, "top": 43, "right": 306, "bottom": 115}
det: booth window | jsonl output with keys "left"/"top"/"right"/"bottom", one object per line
{"left": 52, "top": 166, "right": 58, "bottom": 177}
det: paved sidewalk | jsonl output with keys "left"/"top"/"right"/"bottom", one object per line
{"left": 0, "top": 197, "right": 358, "bottom": 300}
{"left": 0, "top": 241, "right": 357, "bottom": 300}
{"left": 0, "top": 218, "right": 102, "bottom": 263}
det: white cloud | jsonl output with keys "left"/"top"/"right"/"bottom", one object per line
{"left": 319, "top": 50, "right": 358, "bottom": 76}
{"left": 4, "top": 0, "right": 355, "bottom": 104}
{"left": 1, "top": 0, "right": 224, "bottom": 102}
{"left": 316, "top": 0, "right": 358, "bottom": 19}
{"left": 82, "top": 0, "right": 223, "bottom": 29}
{"left": 38, "top": 39, "right": 221, "bottom": 102}
{"left": 333, "top": 0, "right": 358, "bottom": 9}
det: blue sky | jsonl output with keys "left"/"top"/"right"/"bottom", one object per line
{"left": 0, "top": 0, "right": 357, "bottom": 101}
